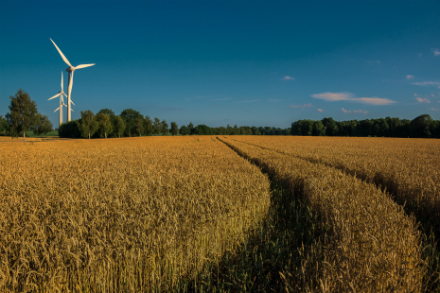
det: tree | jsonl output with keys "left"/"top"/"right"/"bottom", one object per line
{"left": 144, "top": 116, "right": 154, "bottom": 136}
{"left": 33, "top": 113, "right": 53, "bottom": 136}
{"left": 59, "top": 120, "right": 81, "bottom": 138}
{"left": 135, "top": 118, "right": 144, "bottom": 137}
{"left": 188, "top": 122, "right": 195, "bottom": 135}
{"left": 313, "top": 120, "right": 325, "bottom": 136}
{"left": 232, "top": 124, "right": 239, "bottom": 135}
{"left": 161, "top": 120, "right": 169, "bottom": 136}
{"left": 6, "top": 89, "right": 38, "bottom": 143}
{"left": 78, "top": 110, "right": 99, "bottom": 139}
{"left": 410, "top": 114, "right": 433, "bottom": 138}
{"left": 0, "top": 115, "right": 9, "bottom": 136}
{"left": 194, "top": 124, "right": 212, "bottom": 135}
{"left": 154, "top": 117, "right": 162, "bottom": 135}
{"left": 322, "top": 117, "right": 338, "bottom": 136}
{"left": 180, "top": 125, "right": 190, "bottom": 135}
{"left": 120, "top": 109, "right": 143, "bottom": 137}
{"left": 114, "top": 116, "right": 126, "bottom": 138}
{"left": 170, "top": 122, "right": 179, "bottom": 135}
{"left": 96, "top": 113, "right": 113, "bottom": 138}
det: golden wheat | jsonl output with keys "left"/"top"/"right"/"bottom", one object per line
{"left": 0, "top": 136, "right": 270, "bottom": 292}
{"left": 220, "top": 137, "right": 424, "bottom": 292}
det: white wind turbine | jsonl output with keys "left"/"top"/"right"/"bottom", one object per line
{"left": 48, "top": 72, "right": 69, "bottom": 126}
{"left": 50, "top": 38, "right": 95, "bottom": 121}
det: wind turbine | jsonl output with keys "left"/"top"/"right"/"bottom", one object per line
{"left": 50, "top": 38, "right": 95, "bottom": 121}
{"left": 48, "top": 72, "right": 69, "bottom": 126}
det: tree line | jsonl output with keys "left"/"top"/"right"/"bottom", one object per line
{"left": 291, "top": 115, "right": 440, "bottom": 138}
{"left": 2, "top": 89, "right": 439, "bottom": 139}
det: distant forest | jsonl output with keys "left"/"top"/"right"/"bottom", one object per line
{"left": 2, "top": 90, "right": 439, "bottom": 139}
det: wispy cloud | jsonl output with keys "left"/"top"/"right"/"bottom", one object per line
{"left": 418, "top": 53, "right": 423, "bottom": 57}
{"left": 353, "top": 97, "right": 396, "bottom": 105}
{"left": 311, "top": 92, "right": 351, "bottom": 101}
{"left": 433, "top": 48, "right": 440, "bottom": 56}
{"left": 317, "top": 108, "right": 324, "bottom": 112}
{"left": 412, "top": 81, "right": 440, "bottom": 89}
{"left": 267, "top": 99, "right": 285, "bottom": 102}
{"left": 212, "top": 97, "right": 231, "bottom": 101}
{"left": 233, "top": 99, "right": 259, "bottom": 103}
{"left": 311, "top": 92, "right": 396, "bottom": 105}
{"left": 406, "top": 75, "right": 414, "bottom": 80}
{"left": 282, "top": 76, "right": 295, "bottom": 81}
{"left": 341, "top": 108, "right": 368, "bottom": 114}
{"left": 430, "top": 108, "right": 439, "bottom": 111}
{"left": 288, "top": 103, "right": 313, "bottom": 109}
{"left": 416, "top": 97, "right": 430, "bottom": 103}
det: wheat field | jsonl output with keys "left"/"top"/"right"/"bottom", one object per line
{"left": 1, "top": 135, "right": 438, "bottom": 292}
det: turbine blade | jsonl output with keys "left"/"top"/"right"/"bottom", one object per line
{"left": 75, "top": 63, "right": 95, "bottom": 69}
{"left": 54, "top": 106, "right": 61, "bottom": 112}
{"left": 71, "top": 100, "right": 75, "bottom": 106}
{"left": 48, "top": 93, "right": 61, "bottom": 100}
{"left": 50, "top": 38, "right": 72, "bottom": 67}
{"left": 68, "top": 71, "right": 74, "bottom": 100}
{"left": 61, "top": 72, "right": 63, "bottom": 89}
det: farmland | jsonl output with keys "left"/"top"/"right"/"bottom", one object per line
{"left": 1, "top": 136, "right": 439, "bottom": 292}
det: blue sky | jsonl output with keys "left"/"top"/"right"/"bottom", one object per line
{"left": 1, "top": 0, "right": 439, "bottom": 128}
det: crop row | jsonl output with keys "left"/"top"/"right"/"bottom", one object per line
{"left": 219, "top": 137, "right": 424, "bottom": 292}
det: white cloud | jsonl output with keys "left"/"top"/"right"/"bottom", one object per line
{"left": 430, "top": 108, "right": 439, "bottom": 111}
{"left": 267, "top": 99, "right": 285, "bottom": 102}
{"left": 311, "top": 92, "right": 351, "bottom": 101}
{"left": 282, "top": 76, "right": 295, "bottom": 80}
{"left": 416, "top": 97, "right": 430, "bottom": 103}
{"left": 311, "top": 92, "right": 396, "bottom": 105}
{"left": 317, "top": 108, "right": 324, "bottom": 112}
{"left": 406, "top": 75, "right": 414, "bottom": 80}
{"left": 341, "top": 108, "right": 368, "bottom": 114}
{"left": 433, "top": 48, "right": 440, "bottom": 56}
{"left": 233, "top": 99, "right": 259, "bottom": 103}
{"left": 288, "top": 103, "right": 313, "bottom": 109}
{"left": 352, "top": 97, "right": 396, "bottom": 105}
{"left": 412, "top": 81, "right": 440, "bottom": 89}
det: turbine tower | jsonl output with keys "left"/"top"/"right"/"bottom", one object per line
{"left": 48, "top": 72, "right": 68, "bottom": 127}
{"left": 50, "top": 38, "right": 95, "bottom": 121}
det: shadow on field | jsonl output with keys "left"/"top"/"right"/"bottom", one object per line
{"left": 230, "top": 138, "right": 440, "bottom": 292}
{"left": 175, "top": 138, "right": 321, "bottom": 292}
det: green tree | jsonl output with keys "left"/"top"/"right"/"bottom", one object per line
{"left": 313, "top": 120, "right": 325, "bottom": 136}
{"left": 410, "top": 114, "right": 433, "bottom": 138}
{"left": 59, "top": 120, "right": 81, "bottom": 138}
{"left": 114, "top": 116, "right": 126, "bottom": 138}
{"left": 188, "top": 122, "right": 195, "bottom": 135}
{"left": 78, "top": 110, "right": 99, "bottom": 139}
{"left": 170, "top": 122, "right": 178, "bottom": 135}
{"left": 136, "top": 118, "right": 144, "bottom": 137}
{"left": 0, "top": 115, "right": 9, "bottom": 136}
{"left": 180, "top": 125, "right": 190, "bottom": 135}
{"left": 161, "top": 120, "right": 169, "bottom": 136}
{"left": 96, "top": 113, "right": 113, "bottom": 138}
{"left": 154, "top": 117, "right": 162, "bottom": 135}
{"left": 33, "top": 113, "right": 53, "bottom": 136}
{"left": 144, "top": 116, "right": 154, "bottom": 136}
{"left": 120, "top": 109, "right": 143, "bottom": 137}
{"left": 194, "top": 124, "right": 212, "bottom": 135}
{"left": 232, "top": 124, "right": 239, "bottom": 135}
{"left": 6, "top": 89, "right": 38, "bottom": 143}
